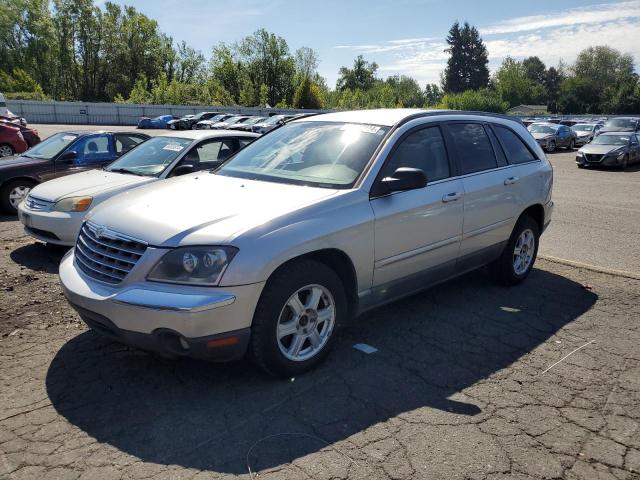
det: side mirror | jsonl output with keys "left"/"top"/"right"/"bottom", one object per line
{"left": 58, "top": 150, "right": 77, "bottom": 162}
{"left": 172, "top": 164, "right": 195, "bottom": 176}
{"left": 374, "top": 167, "right": 428, "bottom": 196}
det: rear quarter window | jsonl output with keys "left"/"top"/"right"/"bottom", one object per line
{"left": 493, "top": 126, "right": 537, "bottom": 165}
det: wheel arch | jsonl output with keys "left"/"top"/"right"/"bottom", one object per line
{"left": 519, "top": 203, "right": 545, "bottom": 233}
{"left": 264, "top": 248, "right": 359, "bottom": 320}
{"left": 0, "top": 176, "right": 40, "bottom": 191}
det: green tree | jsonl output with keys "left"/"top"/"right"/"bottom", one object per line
{"left": 424, "top": 83, "right": 443, "bottom": 106}
{"left": 442, "top": 21, "right": 489, "bottom": 93}
{"left": 336, "top": 55, "right": 378, "bottom": 91}
{"left": 439, "top": 89, "right": 508, "bottom": 113}
{"left": 293, "top": 76, "right": 323, "bottom": 109}
{"left": 522, "top": 56, "right": 546, "bottom": 84}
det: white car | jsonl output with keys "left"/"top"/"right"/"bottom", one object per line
{"left": 18, "top": 130, "right": 258, "bottom": 246}
{"left": 60, "top": 109, "right": 553, "bottom": 376}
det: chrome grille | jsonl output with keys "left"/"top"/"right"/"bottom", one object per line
{"left": 75, "top": 222, "right": 147, "bottom": 284}
{"left": 24, "top": 195, "right": 54, "bottom": 211}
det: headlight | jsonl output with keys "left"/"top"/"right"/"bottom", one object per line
{"left": 576, "top": 151, "right": 584, "bottom": 157}
{"left": 53, "top": 196, "right": 93, "bottom": 212}
{"left": 147, "top": 246, "right": 238, "bottom": 286}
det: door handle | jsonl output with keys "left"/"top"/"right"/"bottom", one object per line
{"left": 504, "top": 176, "right": 519, "bottom": 185}
{"left": 442, "top": 192, "right": 462, "bottom": 203}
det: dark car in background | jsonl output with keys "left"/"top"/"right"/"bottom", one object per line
{"left": 0, "top": 124, "right": 28, "bottom": 157}
{"left": 0, "top": 130, "right": 149, "bottom": 213}
{"left": 174, "top": 111, "right": 222, "bottom": 130}
{"left": 576, "top": 132, "right": 640, "bottom": 169}
{"left": 599, "top": 117, "right": 640, "bottom": 134}
{"left": 528, "top": 123, "right": 577, "bottom": 152}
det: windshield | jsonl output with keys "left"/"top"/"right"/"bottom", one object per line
{"left": 604, "top": 118, "right": 635, "bottom": 129}
{"left": 105, "top": 136, "right": 192, "bottom": 176}
{"left": 25, "top": 132, "right": 79, "bottom": 159}
{"left": 591, "top": 135, "right": 629, "bottom": 146}
{"left": 238, "top": 117, "right": 265, "bottom": 126}
{"left": 217, "top": 121, "right": 389, "bottom": 188}
{"left": 572, "top": 124, "right": 594, "bottom": 132}
{"left": 529, "top": 125, "right": 556, "bottom": 134}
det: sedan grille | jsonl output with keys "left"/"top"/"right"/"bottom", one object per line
{"left": 585, "top": 154, "right": 604, "bottom": 163}
{"left": 75, "top": 222, "right": 147, "bottom": 284}
{"left": 24, "top": 195, "right": 54, "bottom": 211}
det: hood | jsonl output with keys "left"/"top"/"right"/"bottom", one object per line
{"left": 29, "top": 169, "right": 153, "bottom": 201}
{"left": 87, "top": 173, "right": 340, "bottom": 247}
{"left": 575, "top": 131, "right": 592, "bottom": 137}
{"left": 531, "top": 132, "right": 554, "bottom": 140}
{"left": 0, "top": 154, "right": 48, "bottom": 169}
{"left": 579, "top": 144, "right": 624, "bottom": 155}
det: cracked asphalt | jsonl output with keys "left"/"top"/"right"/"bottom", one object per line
{"left": 1, "top": 131, "right": 639, "bottom": 479}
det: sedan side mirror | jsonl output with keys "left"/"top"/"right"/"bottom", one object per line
{"left": 374, "top": 167, "right": 428, "bottom": 196}
{"left": 172, "top": 164, "right": 195, "bottom": 176}
{"left": 58, "top": 150, "right": 77, "bottom": 162}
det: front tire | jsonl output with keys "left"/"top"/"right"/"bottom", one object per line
{"left": 620, "top": 155, "right": 629, "bottom": 170}
{"left": 567, "top": 139, "right": 575, "bottom": 150}
{"left": 1, "top": 179, "right": 35, "bottom": 214}
{"left": 490, "top": 215, "right": 540, "bottom": 285}
{"left": 546, "top": 140, "right": 556, "bottom": 153}
{"left": 250, "top": 260, "right": 347, "bottom": 377}
{"left": 0, "top": 143, "right": 15, "bottom": 157}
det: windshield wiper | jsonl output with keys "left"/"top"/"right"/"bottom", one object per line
{"left": 108, "top": 167, "right": 145, "bottom": 176}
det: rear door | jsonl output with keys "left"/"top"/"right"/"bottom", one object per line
{"left": 113, "top": 133, "right": 147, "bottom": 158}
{"left": 443, "top": 122, "right": 519, "bottom": 266}
{"left": 370, "top": 124, "right": 464, "bottom": 287}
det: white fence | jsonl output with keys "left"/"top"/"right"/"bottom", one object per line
{"left": 6, "top": 100, "right": 325, "bottom": 126}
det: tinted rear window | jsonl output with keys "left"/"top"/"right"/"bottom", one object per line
{"left": 494, "top": 126, "right": 536, "bottom": 165}
{"left": 447, "top": 123, "right": 497, "bottom": 174}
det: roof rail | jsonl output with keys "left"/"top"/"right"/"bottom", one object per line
{"left": 394, "top": 110, "right": 525, "bottom": 128}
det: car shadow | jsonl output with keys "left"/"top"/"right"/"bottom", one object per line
{"left": 0, "top": 215, "right": 17, "bottom": 223}
{"left": 10, "top": 243, "right": 68, "bottom": 273}
{"left": 46, "top": 267, "right": 597, "bottom": 474}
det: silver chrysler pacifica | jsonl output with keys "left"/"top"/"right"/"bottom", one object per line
{"left": 59, "top": 109, "right": 554, "bottom": 376}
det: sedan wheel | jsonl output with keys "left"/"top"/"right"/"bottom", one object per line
{"left": 546, "top": 140, "right": 556, "bottom": 152}
{"left": 0, "top": 144, "right": 15, "bottom": 157}
{"left": 568, "top": 139, "right": 575, "bottom": 150}
{"left": 1, "top": 179, "right": 35, "bottom": 214}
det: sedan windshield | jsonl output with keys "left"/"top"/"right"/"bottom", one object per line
{"left": 604, "top": 118, "right": 635, "bottom": 129}
{"left": 591, "top": 135, "right": 629, "bottom": 146}
{"left": 261, "top": 115, "right": 286, "bottom": 126}
{"left": 105, "top": 136, "right": 192, "bottom": 176}
{"left": 25, "top": 132, "right": 78, "bottom": 159}
{"left": 572, "top": 124, "right": 594, "bottom": 132}
{"left": 529, "top": 125, "right": 556, "bottom": 134}
{"left": 217, "top": 121, "right": 389, "bottom": 188}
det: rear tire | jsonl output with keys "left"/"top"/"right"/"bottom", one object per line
{"left": 1, "top": 179, "right": 36, "bottom": 214}
{"left": 567, "top": 139, "right": 575, "bottom": 150}
{"left": 250, "top": 260, "right": 347, "bottom": 377}
{"left": 620, "top": 155, "right": 629, "bottom": 170}
{"left": 490, "top": 215, "right": 540, "bottom": 285}
{"left": 546, "top": 140, "right": 556, "bottom": 153}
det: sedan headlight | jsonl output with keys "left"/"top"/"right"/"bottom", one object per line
{"left": 576, "top": 151, "right": 584, "bottom": 157}
{"left": 53, "top": 196, "right": 93, "bottom": 212}
{"left": 147, "top": 246, "right": 238, "bottom": 286}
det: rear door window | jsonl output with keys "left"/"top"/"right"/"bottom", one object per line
{"left": 114, "top": 134, "right": 146, "bottom": 156}
{"left": 447, "top": 123, "right": 498, "bottom": 174}
{"left": 493, "top": 125, "right": 537, "bottom": 164}
{"left": 73, "top": 134, "right": 113, "bottom": 165}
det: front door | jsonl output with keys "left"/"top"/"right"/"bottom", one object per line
{"left": 371, "top": 125, "right": 464, "bottom": 290}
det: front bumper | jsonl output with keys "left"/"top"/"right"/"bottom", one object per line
{"left": 576, "top": 154, "right": 624, "bottom": 167}
{"left": 18, "top": 204, "right": 84, "bottom": 246}
{"left": 59, "top": 249, "right": 265, "bottom": 361}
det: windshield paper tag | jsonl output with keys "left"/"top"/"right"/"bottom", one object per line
{"left": 163, "top": 144, "right": 184, "bottom": 152}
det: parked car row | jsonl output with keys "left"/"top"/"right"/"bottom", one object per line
{"left": 5, "top": 108, "right": 556, "bottom": 376}
{"left": 138, "top": 111, "right": 308, "bottom": 133}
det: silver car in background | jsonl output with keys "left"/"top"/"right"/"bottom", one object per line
{"left": 571, "top": 123, "right": 601, "bottom": 146}
{"left": 59, "top": 109, "right": 553, "bottom": 376}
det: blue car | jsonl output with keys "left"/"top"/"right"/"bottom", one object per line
{"left": 136, "top": 114, "right": 175, "bottom": 129}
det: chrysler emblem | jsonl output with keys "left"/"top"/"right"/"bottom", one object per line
{"left": 94, "top": 226, "right": 107, "bottom": 239}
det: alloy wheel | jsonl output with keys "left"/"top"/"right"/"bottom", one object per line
{"left": 276, "top": 284, "right": 336, "bottom": 362}
{"left": 0, "top": 145, "right": 14, "bottom": 157}
{"left": 513, "top": 228, "right": 535, "bottom": 275}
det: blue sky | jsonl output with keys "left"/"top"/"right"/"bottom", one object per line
{"left": 103, "top": 0, "right": 640, "bottom": 87}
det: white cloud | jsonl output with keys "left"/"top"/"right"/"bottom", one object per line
{"left": 333, "top": 1, "right": 640, "bottom": 85}
{"left": 481, "top": 0, "right": 640, "bottom": 35}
